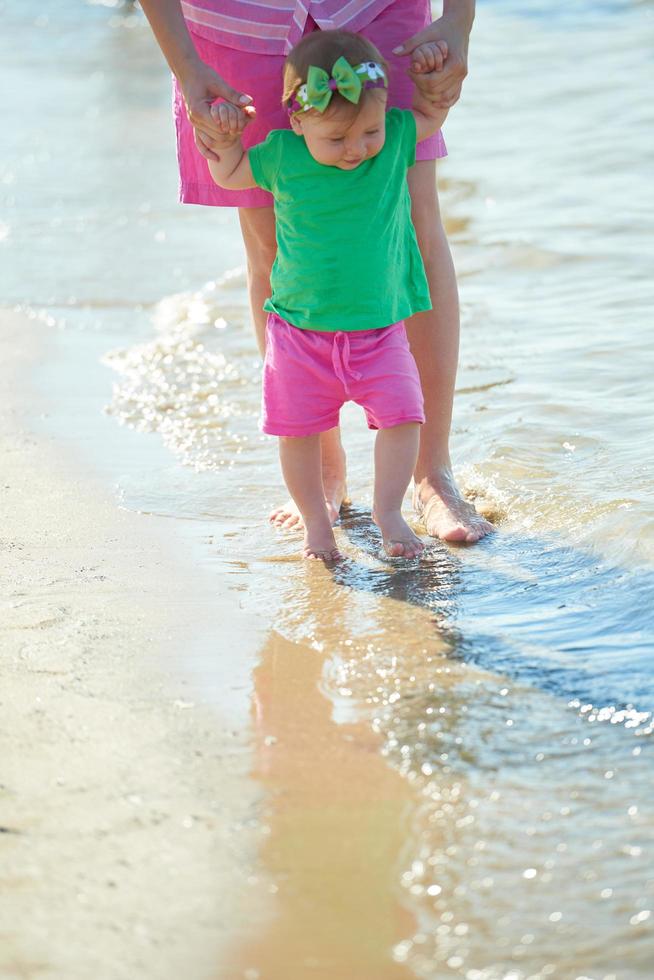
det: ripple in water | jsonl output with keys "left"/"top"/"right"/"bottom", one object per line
{"left": 220, "top": 485, "right": 651, "bottom": 979}
{"left": 261, "top": 539, "right": 654, "bottom": 980}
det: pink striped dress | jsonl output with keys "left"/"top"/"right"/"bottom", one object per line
{"left": 181, "top": 0, "right": 396, "bottom": 54}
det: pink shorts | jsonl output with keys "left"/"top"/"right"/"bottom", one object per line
{"left": 174, "top": 0, "right": 447, "bottom": 208}
{"left": 261, "top": 313, "right": 425, "bottom": 437}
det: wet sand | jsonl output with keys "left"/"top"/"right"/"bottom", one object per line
{"left": 0, "top": 309, "right": 267, "bottom": 979}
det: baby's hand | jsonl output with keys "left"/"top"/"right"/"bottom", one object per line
{"left": 209, "top": 100, "right": 254, "bottom": 144}
{"left": 409, "top": 40, "right": 448, "bottom": 74}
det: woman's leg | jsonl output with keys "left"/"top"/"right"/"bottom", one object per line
{"left": 372, "top": 423, "right": 424, "bottom": 559}
{"left": 237, "top": 206, "right": 278, "bottom": 356}
{"left": 279, "top": 434, "right": 341, "bottom": 560}
{"left": 238, "top": 206, "right": 347, "bottom": 527}
{"left": 406, "top": 161, "right": 494, "bottom": 543}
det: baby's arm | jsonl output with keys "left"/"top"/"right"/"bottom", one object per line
{"left": 205, "top": 102, "right": 257, "bottom": 190}
{"left": 409, "top": 42, "right": 451, "bottom": 141}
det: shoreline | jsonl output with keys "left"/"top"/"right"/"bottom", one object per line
{"left": 0, "top": 309, "right": 266, "bottom": 979}
{"left": 0, "top": 307, "right": 435, "bottom": 979}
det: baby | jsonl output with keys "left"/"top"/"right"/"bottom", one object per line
{"left": 207, "top": 30, "right": 448, "bottom": 561}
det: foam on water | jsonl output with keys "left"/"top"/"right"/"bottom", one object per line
{"left": 103, "top": 272, "right": 259, "bottom": 472}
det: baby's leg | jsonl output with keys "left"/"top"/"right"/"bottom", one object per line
{"left": 279, "top": 435, "right": 342, "bottom": 561}
{"left": 373, "top": 423, "right": 424, "bottom": 559}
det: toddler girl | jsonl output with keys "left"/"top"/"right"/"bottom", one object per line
{"left": 207, "top": 30, "right": 449, "bottom": 561}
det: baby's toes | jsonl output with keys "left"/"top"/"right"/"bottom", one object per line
{"left": 386, "top": 540, "right": 405, "bottom": 557}
{"left": 403, "top": 535, "right": 425, "bottom": 559}
{"left": 304, "top": 546, "right": 342, "bottom": 562}
{"left": 384, "top": 537, "right": 423, "bottom": 559}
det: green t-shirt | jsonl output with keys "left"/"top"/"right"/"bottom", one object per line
{"left": 248, "top": 108, "right": 431, "bottom": 333}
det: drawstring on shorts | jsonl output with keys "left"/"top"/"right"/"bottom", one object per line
{"left": 330, "top": 331, "right": 363, "bottom": 391}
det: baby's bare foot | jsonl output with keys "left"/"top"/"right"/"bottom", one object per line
{"left": 304, "top": 545, "right": 342, "bottom": 561}
{"left": 270, "top": 485, "right": 345, "bottom": 531}
{"left": 303, "top": 523, "right": 342, "bottom": 562}
{"left": 373, "top": 509, "right": 424, "bottom": 559}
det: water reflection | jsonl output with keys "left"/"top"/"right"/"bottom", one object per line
{"left": 254, "top": 528, "right": 654, "bottom": 978}
{"left": 225, "top": 629, "right": 418, "bottom": 980}
{"left": 333, "top": 509, "right": 654, "bottom": 721}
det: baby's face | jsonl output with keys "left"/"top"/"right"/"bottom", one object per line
{"left": 291, "top": 90, "right": 387, "bottom": 169}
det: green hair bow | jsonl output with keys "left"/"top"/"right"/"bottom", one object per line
{"left": 294, "top": 56, "right": 363, "bottom": 112}
{"left": 303, "top": 56, "right": 363, "bottom": 114}
{"left": 289, "top": 58, "right": 388, "bottom": 115}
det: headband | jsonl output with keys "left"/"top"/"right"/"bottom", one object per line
{"left": 288, "top": 56, "right": 388, "bottom": 115}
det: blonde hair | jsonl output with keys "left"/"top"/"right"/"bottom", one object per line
{"left": 282, "top": 29, "right": 389, "bottom": 116}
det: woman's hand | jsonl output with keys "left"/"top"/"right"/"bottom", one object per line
{"left": 138, "top": 0, "right": 254, "bottom": 161}
{"left": 393, "top": 6, "right": 474, "bottom": 109}
{"left": 179, "top": 60, "right": 253, "bottom": 162}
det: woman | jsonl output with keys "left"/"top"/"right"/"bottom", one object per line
{"left": 140, "top": 0, "right": 492, "bottom": 543}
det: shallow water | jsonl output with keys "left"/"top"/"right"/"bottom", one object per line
{"left": 3, "top": 0, "right": 654, "bottom": 976}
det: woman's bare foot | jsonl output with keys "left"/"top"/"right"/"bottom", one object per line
{"left": 373, "top": 509, "right": 425, "bottom": 559}
{"left": 413, "top": 469, "right": 494, "bottom": 544}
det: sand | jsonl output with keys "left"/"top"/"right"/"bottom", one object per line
{"left": 0, "top": 310, "right": 264, "bottom": 980}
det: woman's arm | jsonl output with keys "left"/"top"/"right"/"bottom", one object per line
{"left": 139, "top": 0, "right": 252, "bottom": 162}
